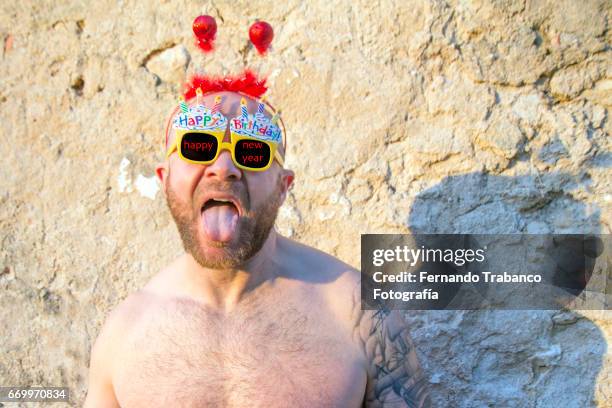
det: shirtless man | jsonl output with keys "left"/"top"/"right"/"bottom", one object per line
{"left": 84, "top": 91, "right": 432, "bottom": 407}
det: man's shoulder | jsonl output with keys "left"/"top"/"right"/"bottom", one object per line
{"left": 278, "top": 234, "right": 358, "bottom": 273}
{"left": 279, "top": 236, "right": 362, "bottom": 323}
{"left": 94, "top": 256, "right": 202, "bottom": 356}
{"left": 279, "top": 235, "right": 361, "bottom": 287}
{"left": 96, "top": 290, "right": 155, "bottom": 342}
{"left": 88, "top": 289, "right": 156, "bottom": 378}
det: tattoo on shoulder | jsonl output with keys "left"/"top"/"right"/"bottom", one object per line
{"left": 362, "top": 308, "right": 432, "bottom": 408}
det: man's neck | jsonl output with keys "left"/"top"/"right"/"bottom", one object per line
{"left": 184, "top": 230, "right": 281, "bottom": 311}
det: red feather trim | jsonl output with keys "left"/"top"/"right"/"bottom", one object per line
{"left": 183, "top": 69, "right": 268, "bottom": 100}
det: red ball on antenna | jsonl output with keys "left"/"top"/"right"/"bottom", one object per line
{"left": 193, "top": 15, "right": 217, "bottom": 52}
{"left": 249, "top": 21, "right": 274, "bottom": 55}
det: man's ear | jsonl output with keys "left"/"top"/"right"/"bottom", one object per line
{"left": 155, "top": 161, "right": 168, "bottom": 196}
{"left": 279, "top": 169, "right": 295, "bottom": 203}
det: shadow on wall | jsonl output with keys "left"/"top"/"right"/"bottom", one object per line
{"left": 404, "top": 171, "right": 606, "bottom": 408}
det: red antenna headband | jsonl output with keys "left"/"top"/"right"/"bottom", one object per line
{"left": 164, "top": 16, "right": 286, "bottom": 153}
{"left": 185, "top": 15, "right": 274, "bottom": 100}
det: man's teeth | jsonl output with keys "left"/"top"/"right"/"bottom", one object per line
{"left": 215, "top": 199, "right": 232, "bottom": 203}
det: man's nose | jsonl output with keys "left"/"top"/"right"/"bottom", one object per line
{"left": 203, "top": 149, "right": 242, "bottom": 180}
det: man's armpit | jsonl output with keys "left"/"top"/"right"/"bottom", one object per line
{"left": 361, "top": 308, "right": 432, "bottom": 408}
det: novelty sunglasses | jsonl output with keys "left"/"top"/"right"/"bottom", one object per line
{"left": 166, "top": 128, "right": 284, "bottom": 172}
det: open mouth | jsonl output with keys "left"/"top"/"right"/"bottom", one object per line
{"left": 201, "top": 198, "right": 240, "bottom": 213}
{"left": 200, "top": 198, "right": 241, "bottom": 242}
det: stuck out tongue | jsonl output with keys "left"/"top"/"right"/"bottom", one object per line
{"left": 202, "top": 203, "right": 239, "bottom": 242}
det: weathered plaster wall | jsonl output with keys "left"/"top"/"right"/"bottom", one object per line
{"left": 1, "top": 0, "right": 610, "bottom": 406}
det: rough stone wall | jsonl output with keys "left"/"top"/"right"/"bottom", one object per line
{"left": 0, "top": 0, "right": 610, "bottom": 406}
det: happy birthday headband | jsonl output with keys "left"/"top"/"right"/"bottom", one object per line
{"left": 165, "top": 16, "right": 285, "bottom": 151}
{"left": 172, "top": 93, "right": 282, "bottom": 143}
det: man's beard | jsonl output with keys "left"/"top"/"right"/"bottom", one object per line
{"left": 165, "top": 172, "right": 283, "bottom": 269}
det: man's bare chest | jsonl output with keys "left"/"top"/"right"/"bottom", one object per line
{"left": 112, "top": 296, "right": 366, "bottom": 407}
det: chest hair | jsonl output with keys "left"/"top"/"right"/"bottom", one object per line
{"left": 115, "top": 294, "right": 351, "bottom": 406}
